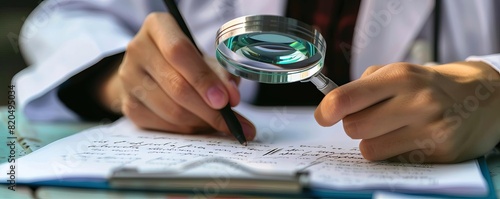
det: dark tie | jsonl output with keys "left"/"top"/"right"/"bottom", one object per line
{"left": 253, "top": 0, "right": 361, "bottom": 106}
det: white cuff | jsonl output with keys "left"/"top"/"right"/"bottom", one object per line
{"left": 466, "top": 54, "right": 500, "bottom": 74}
{"left": 23, "top": 89, "right": 80, "bottom": 122}
{"left": 15, "top": 12, "right": 132, "bottom": 121}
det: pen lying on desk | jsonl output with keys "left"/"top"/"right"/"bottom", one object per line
{"left": 163, "top": 0, "right": 247, "bottom": 146}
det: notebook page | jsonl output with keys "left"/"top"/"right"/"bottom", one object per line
{"left": 0, "top": 104, "right": 488, "bottom": 196}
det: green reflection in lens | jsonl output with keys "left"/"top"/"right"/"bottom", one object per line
{"left": 224, "top": 33, "right": 317, "bottom": 67}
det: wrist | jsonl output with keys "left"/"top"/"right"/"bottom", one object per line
{"left": 431, "top": 61, "right": 500, "bottom": 84}
{"left": 58, "top": 53, "right": 124, "bottom": 121}
{"left": 97, "top": 61, "right": 123, "bottom": 114}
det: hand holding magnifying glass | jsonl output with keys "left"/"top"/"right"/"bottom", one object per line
{"left": 215, "top": 15, "right": 338, "bottom": 95}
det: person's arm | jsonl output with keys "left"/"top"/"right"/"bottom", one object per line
{"left": 14, "top": 0, "right": 137, "bottom": 122}
{"left": 93, "top": 12, "right": 255, "bottom": 138}
{"left": 15, "top": 0, "right": 257, "bottom": 139}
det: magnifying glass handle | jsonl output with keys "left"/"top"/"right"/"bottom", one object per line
{"left": 305, "top": 72, "right": 338, "bottom": 95}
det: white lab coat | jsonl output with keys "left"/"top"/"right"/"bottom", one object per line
{"left": 14, "top": 0, "right": 500, "bottom": 121}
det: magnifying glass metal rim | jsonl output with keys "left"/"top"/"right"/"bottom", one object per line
{"left": 216, "top": 15, "right": 326, "bottom": 52}
{"left": 215, "top": 15, "right": 327, "bottom": 84}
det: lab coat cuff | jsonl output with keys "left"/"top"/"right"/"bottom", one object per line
{"left": 14, "top": 15, "right": 132, "bottom": 121}
{"left": 23, "top": 89, "right": 81, "bottom": 122}
{"left": 466, "top": 54, "right": 500, "bottom": 75}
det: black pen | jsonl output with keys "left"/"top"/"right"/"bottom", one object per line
{"left": 163, "top": 0, "right": 247, "bottom": 146}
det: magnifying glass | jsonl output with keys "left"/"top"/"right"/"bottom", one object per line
{"left": 215, "top": 15, "right": 338, "bottom": 95}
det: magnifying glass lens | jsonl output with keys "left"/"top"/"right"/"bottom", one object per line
{"left": 216, "top": 15, "right": 338, "bottom": 94}
{"left": 227, "top": 33, "right": 316, "bottom": 66}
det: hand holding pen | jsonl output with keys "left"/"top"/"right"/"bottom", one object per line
{"left": 95, "top": 2, "right": 256, "bottom": 143}
{"left": 163, "top": 0, "right": 249, "bottom": 145}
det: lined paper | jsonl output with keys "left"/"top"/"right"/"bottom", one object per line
{"left": 0, "top": 104, "right": 488, "bottom": 196}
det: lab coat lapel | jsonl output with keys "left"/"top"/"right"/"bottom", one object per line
{"left": 350, "top": 0, "right": 434, "bottom": 79}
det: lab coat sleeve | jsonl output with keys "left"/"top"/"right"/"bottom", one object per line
{"left": 13, "top": 0, "right": 137, "bottom": 122}
{"left": 466, "top": 54, "right": 500, "bottom": 75}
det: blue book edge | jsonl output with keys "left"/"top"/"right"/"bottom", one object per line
{"left": 6, "top": 157, "right": 497, "bottom": 198}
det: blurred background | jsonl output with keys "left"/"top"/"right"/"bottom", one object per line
{"left": 0, "top": 2, "right": 39, "bottom": 106}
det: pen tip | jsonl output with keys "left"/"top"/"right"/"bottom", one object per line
{"left": 242, "top": 142, "right": 247, "bottom": 146}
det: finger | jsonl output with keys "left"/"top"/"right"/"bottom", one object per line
{"left": 314, "top": 63, "right": 424, "bottom": 126}
{"left": 144, "top": 13, "right": 239, "bottom": 109}
{"left": 126, "top": 33, "right": 232, "bottom": 134}
{"left": 204, "top": 56, "right": 241, "bottom": 106}
{"left": 360, "top": 65, "right": 383, "bottom": 78}
{"left": 359, "top": 126, "right": 421, "bottom": 161}
{"left": 387, "top": 125, "right": 467, "bottom": 164}
{"left": 342, "top": 93, "right": 429, "bottom": 139}
{"left": 122, "top": 94, "right": 210, "bottom": 133}
{"left": 121, "top": 73, "right": 255, "bottom": 140}
{"left": 120, "top": 68, "right": 207, "bottom": 127}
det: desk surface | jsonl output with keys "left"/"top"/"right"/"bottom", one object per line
{"left": 2, "top": 107, "right": 500, "bottom": 198}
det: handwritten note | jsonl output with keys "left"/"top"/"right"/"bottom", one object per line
{"left": 0, "top": 104, "right": 488, "bottom": 196}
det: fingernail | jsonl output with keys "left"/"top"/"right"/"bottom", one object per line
{"left": 241, "top": 121, "right": 255, "bottom": 140}
{"left": 207, "top": 85, "right": 226, "bottom": 109}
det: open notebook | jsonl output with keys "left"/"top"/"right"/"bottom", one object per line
{"left": 0, "top": 104, "right": 493, "bottom": 198}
